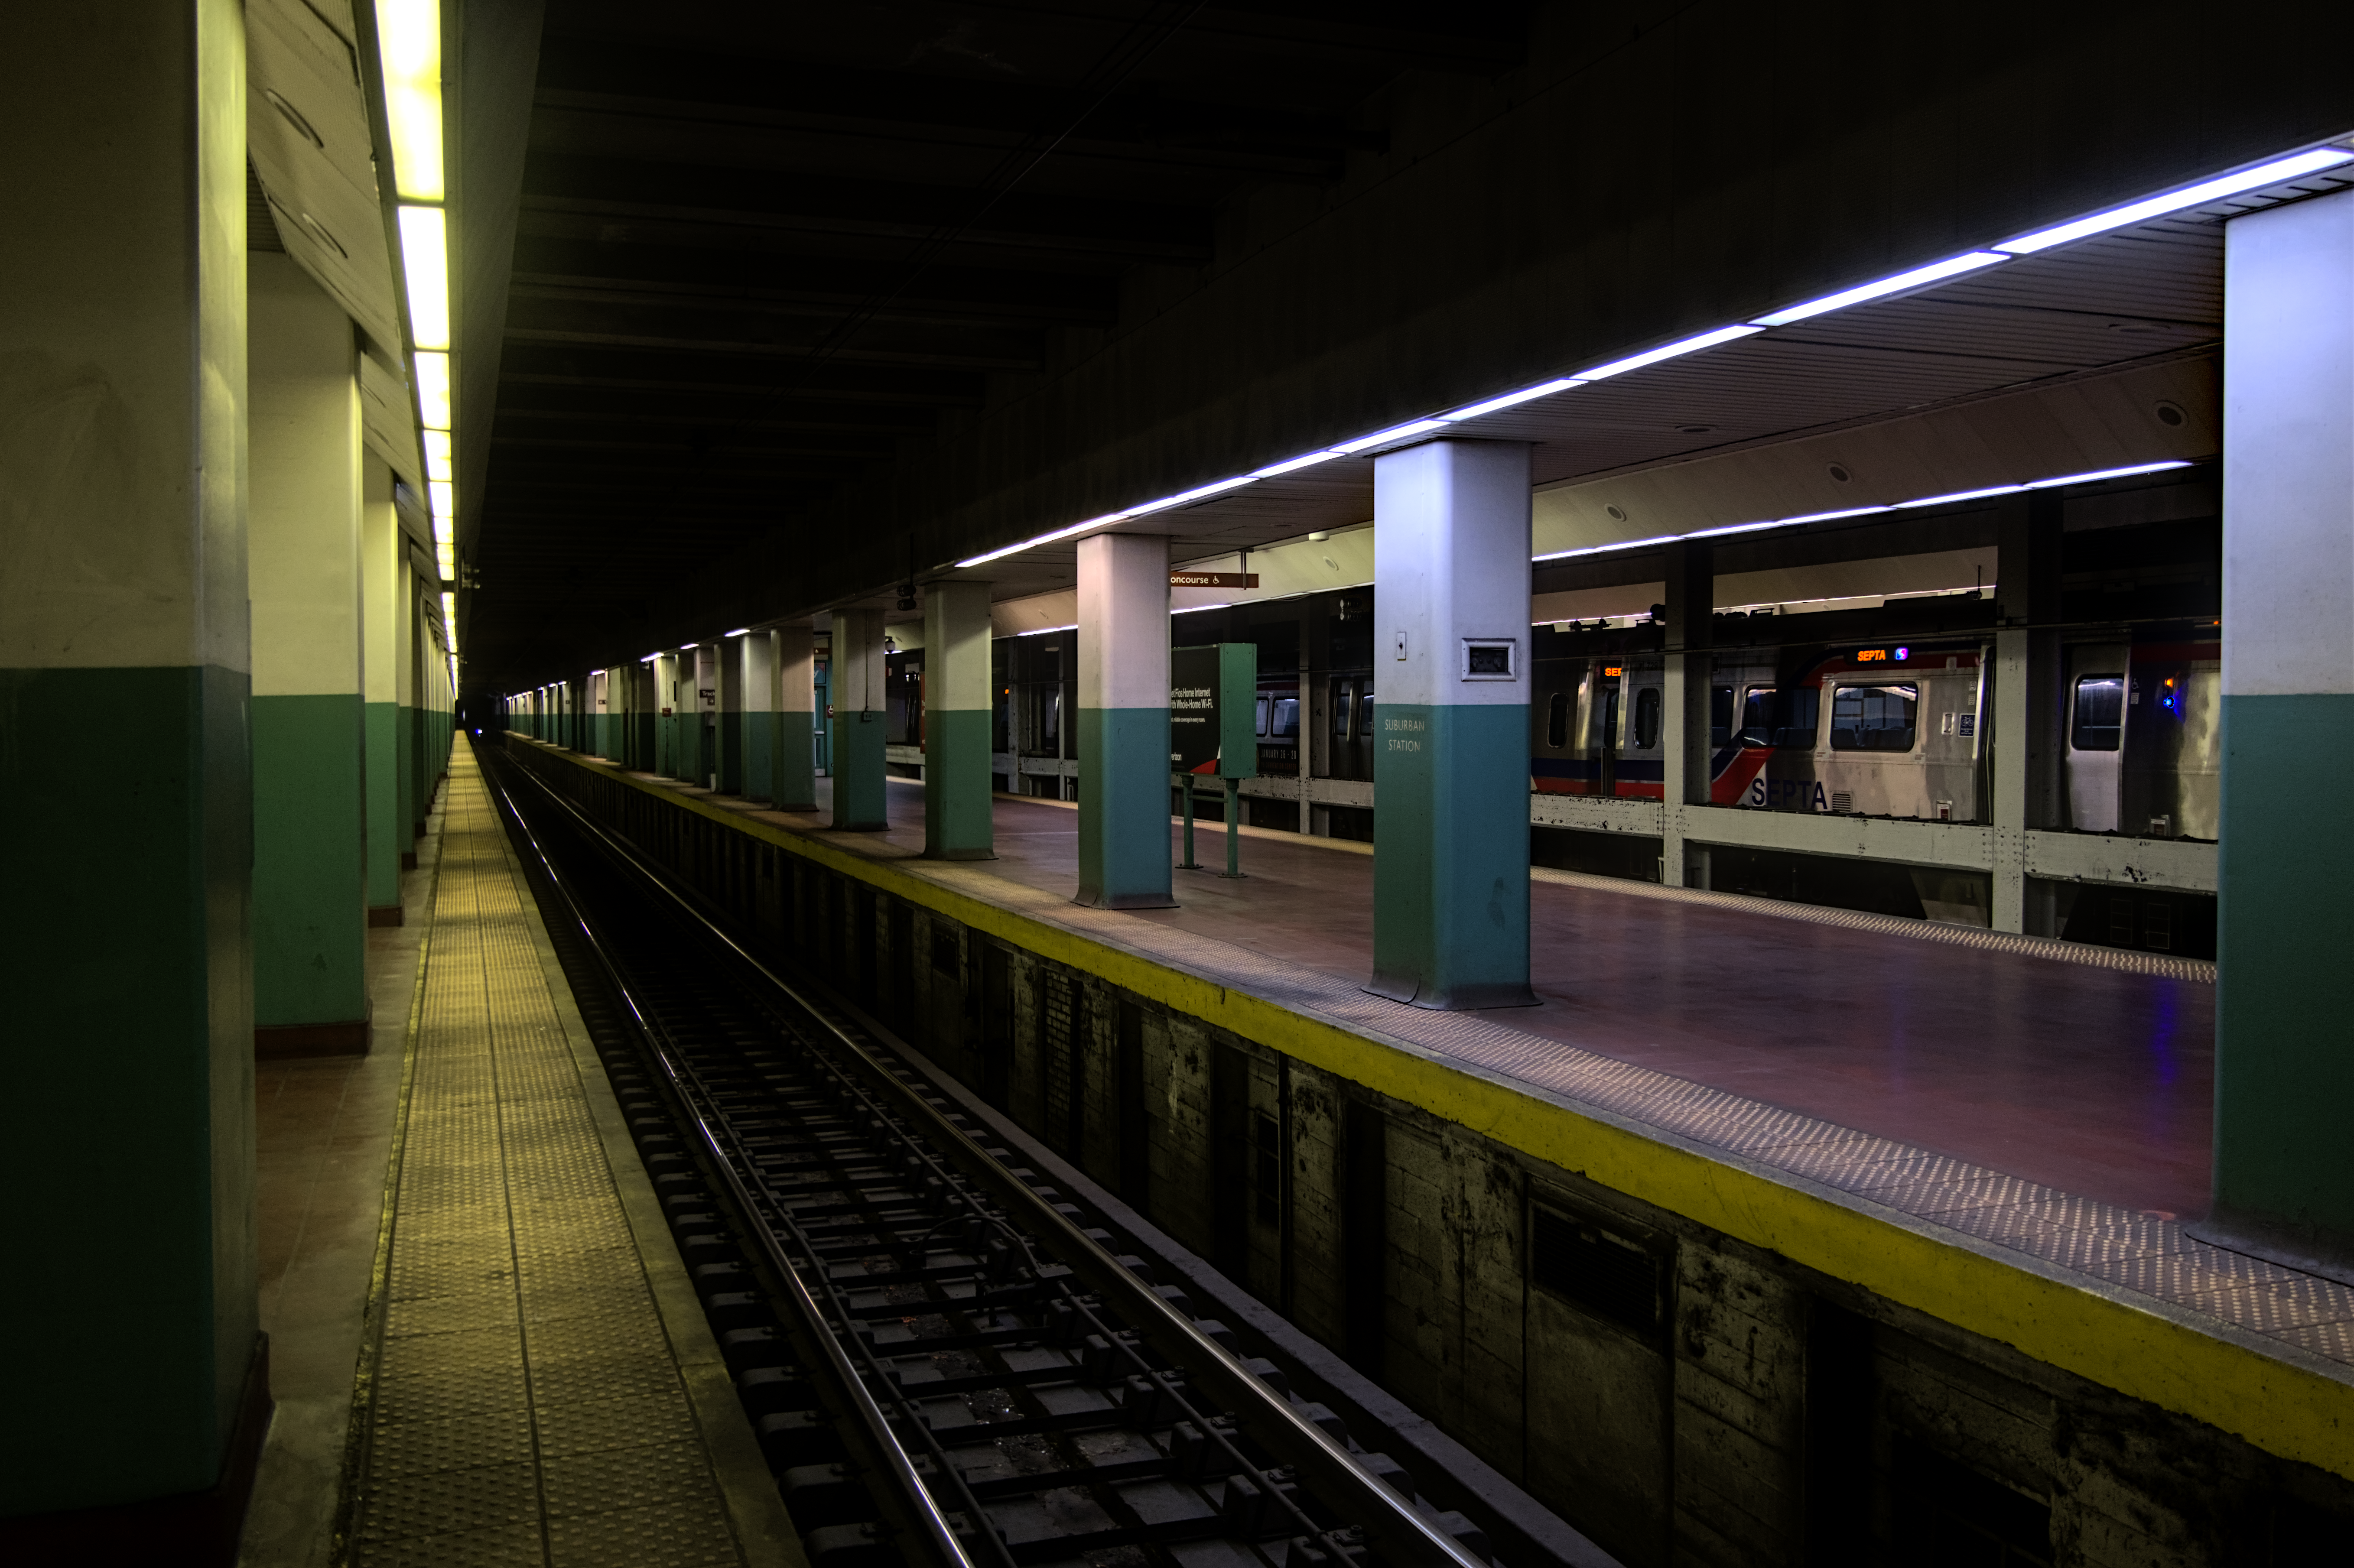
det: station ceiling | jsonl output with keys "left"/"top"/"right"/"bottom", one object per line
{"left": 462, "top": 3, "right": 2349, "bottom": 692}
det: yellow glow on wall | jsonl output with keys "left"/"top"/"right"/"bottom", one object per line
{"left": 398, "top": 205, "right": 450, "bottom": 349}
{"left": 377, "top": 0, "right": 444, "bottom": 202}
{"left": 423, "top": 429, "right": 453, "bottom": 481}
{"left": 414, "top": 351, "right": 451, "bottom": 429}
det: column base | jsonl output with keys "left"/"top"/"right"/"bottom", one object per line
{"left": 0, "top": 1334, "right": 270, "bottom": 1568}
{"left": 2187, "top": 1208, "right": 2354, "bottom": 1291}
{"left": 255, "top": 1019, "right": 371, "bottom": 1059}
{"left": 367, "top": 904, "right": 403, "bottom": 928}
{"left": 927, "top": 848, "right": 999, "bottom": 862}
{"left": 1364, "top": 971, "right": 1540, "bottom": 1011}
{"left": 1072, "top": 890, "right": 1180, "bottom": 911}
{"left": 400, "top": 851, "right": 419, "bottom": 870}
{"left": 772, "top": 800, "right": 819, "bottom": 813}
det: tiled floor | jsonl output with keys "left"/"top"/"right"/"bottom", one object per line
{"left": 345, "top": 749, "right": 765, "bottom": 1568}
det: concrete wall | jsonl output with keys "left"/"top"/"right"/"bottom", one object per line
{"left": 508, "top": 738, "right": 2354, "bottom": 1567}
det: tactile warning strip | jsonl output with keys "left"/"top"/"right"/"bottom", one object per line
{"left": 348, "top": 750, "right": 744, "bottom": 1568}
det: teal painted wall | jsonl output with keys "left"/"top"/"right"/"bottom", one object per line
{"left": 0, "top": 665, "right": 256, "bottom": 1507}
{"left": 253, "top": 693, "right": 367, "bottom": 1026}
{"left": 1076, "top": 706, "right": 1172, "bottom": 907}
{"left": 1369, "top": 703, "right": 1534, "bottom": 1009}
{"left": 834, "top": 707, "right": 888, "bottom": 828}
{"left": 2213, "top": 692, "right": 2354, "bottom": 1246}
{"left": 926, "top": 707, "right": 995, "bottom": 859}
{"left": 774, "top": 711, "right": 816, "bottom": 809}
{"left": 397, "top": 702, "right": 418, "bottom": 848}
{"left": 679, "top": 709, "right": 705, "bottom": 786}
{"left": 745, "top": 710, "right": 774, "bottom": 802}
{"left": 718, "top": 710, "right": 744, "bottom": 794}
{"left": 364, "top": 700, "right": 400, "bottom": 909}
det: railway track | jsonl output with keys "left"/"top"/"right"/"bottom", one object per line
{"left": 484, "top": 754, "right": 1538, "bottom": 1568}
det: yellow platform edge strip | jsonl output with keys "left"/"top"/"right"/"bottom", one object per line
{"left": 518, "top": 742, "right": 2354, "bottom": 1480}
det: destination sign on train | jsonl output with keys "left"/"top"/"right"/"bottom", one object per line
{"left": 1169, "top": 571, "right": 1261, "bottom": 588}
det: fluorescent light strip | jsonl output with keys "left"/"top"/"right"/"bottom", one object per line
{"left": 1018, "top": 623, "right": 1078, "bottom": 636}
{"left": 429, "top": 480, "right": 455, "bottom": 522}
{"left": 397, "top": 205, "right": 450, "bottom": 349}
{"left": 423, "top": 429, "right": 452, "bottom": 482}
{"left": 1171, "top": 602, "right": 1230, "bottom": 614}
{"left": 725, "top": 627, "right": 751, "bottom": 637}
{"left": 413, "top": 351, "right": 451, "bottom": 430}
{"left": 956, "top": 511, "right": 1131, "bottom": 568}
{"left": 1533, "top": 460, "right": 2193, "bottom": 562}
{"left": 1126, "top": 474, "right": 1257, "bottom": 516}
{"left": 1751, "top": 251, "right": 2008, "bottom": 327}
{"left": 376, "top": 0, "right": 444, "bottom": 202}
{"left": 1577, "top": 325, "right": 1762, "bottom": 381}
{"left": 1332, "top": 417, "right": 1452, "bottom": 454}
{"left": 1996, "top": 146, "right": 2354, "bottom": 254}
{"left": 1250, "top": 448, "right": 1346, "bottom": 478}
{"left": 1445, "top": 378, "right": 1583, "bottom": 420}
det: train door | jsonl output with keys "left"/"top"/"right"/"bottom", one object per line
{"left": 1329, "top": 674, "right": 1373, "bottom": 782}
{"left": 1587, "top": 664, "right": 1622, "bottom": 795}
{"left": 1823, "top": 678, "right": 1919, "bottom": 815}
{"left": 2064, "top": 643, "right": 2130, "bottom": 832}
{"left": 2121, "top": 643, "right": 2220, "bottom": 839}
{"left": 1620, "top": 662, "right": 1664, "bottom": 797}
{"left": 1528, "top": 658, "right": 1581, "bottom": 795}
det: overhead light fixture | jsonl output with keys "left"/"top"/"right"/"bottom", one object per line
{"left": 375, "top": 0, "right": 444, "bottom": 202}
{"left": 641, "top": 653, "right": 660, "bottom": 663}
{"left": 956, "top": 511, "right": 1132, "bottom": 568}
{"left": 422, "top": 429, "right": 452, "bottom": 482}
{"left": 2026, "top": 459, "right": 2191, "bottom": 487}
{"left": 413, "top": 351, "right": 451, "bottom": 429}
{"left": 1250, "top": 449, "right": 1347, "bottom": 478}
{"left": 1017, "top": 623, "right": 1078, "bottom": 636}
{"left": 1332, "top": 418, "right": 1452, "bottom": 454}
{"left": 1775, "top": 504, "right": 1895, "bottom": 525}
{"left": 1171, "top": 602, "right": 1230, "bottom": 614}
{"left": 1994, "top": 146, "right": 2354, "bottom": 255}
{"left": 1444, "top": 378, "right": 1583, "bottom": 420}
{"left": 1750, "top": 252, "right": 2009, "bottom": 327}
{"left": 725, "top": 627, "right": 751, "bottom": 637}
{"left": 1682, "top": 519, "right": 1784, "bottom": 539}
{"left": 1577, "top": 325, "right": 1762, "bottom": 381}
{"left": 1896, "top": 483, "right": 2028, "bottom": 509}
{"left": 397, "top": 205, "right": 449, "bottom": 349}
{"left": 428, "top": 479, "right": 455, "bottom": 521}
{"left": 1127, "top": 474, "right": 1257, "bottom": 517}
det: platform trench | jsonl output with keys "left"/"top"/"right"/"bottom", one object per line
{"left": 345, "top": 749, "right": 779, "bottom": 1568}
{"left": 502, "top": 736, "right": 2354, "bottom": 1568}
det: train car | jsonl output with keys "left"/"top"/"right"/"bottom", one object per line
{"left": 1531, "top": 633, "right": 2218, "bottom": 833}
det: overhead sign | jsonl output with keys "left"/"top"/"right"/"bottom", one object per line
{"left": 1170, "top": 643, "right": 1258, "bottom": 778}
{"left": 1169, "top": 571, "right": 1261, "bottom": 589}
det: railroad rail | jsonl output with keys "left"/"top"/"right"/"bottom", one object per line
{"left": 484, "top": 753, "right": 1534, "bottom": 1568}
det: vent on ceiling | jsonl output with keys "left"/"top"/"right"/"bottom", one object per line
{"left": 247, "top": 161, "right": 285, "bottom": 253}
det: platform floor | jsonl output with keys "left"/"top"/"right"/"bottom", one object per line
{"left": 739, "top": 776, "right": 2212, "bottom": 1218}
{"left": 567, "top": 761, "right": 2354, "bottom": 1381}
{"left": 260, "top": 747, "right": 792, "bottom": 1568}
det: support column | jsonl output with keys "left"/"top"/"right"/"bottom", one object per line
{"left": 1991, "top": 492, "right": 2063, "bottom": 933}
{"left": 1368, "top": 441, "right": 1537, "bottom": 1008}
{"left": 832, "top": 609, "right": 889, "bottom": 829}
{"left": 654, "top": 654, "right": 679, "bottom": 774}
{"left": 0, "top": 0, "right": 264, "bottom": 1539}
{"left": 632, "top": 661, "right": 656, "bottom": 770}
{"left": 2208, "top": 187, "right": 2354, "bottom": 1264}
{"left": 1660, "top": 539, "right": 1714, "bottom": 888}
{"left": 397, "top": 561, "right": 419, "bottom": 863}
{"left": 743, "top": 631, "right": 774, "bottom": 802}
{"left": 716, "top": 633, "right": 746, "bottom": 793}
{"left": 1076, "top": 532, "right": 1174, "bottom": 908}
{"left": 248, "top": 251, "right": 367, "bottom": 1055}
{"left": 677, "top": 648, "right": 709, "bottom": 785}
{"left": 925, "top": 580, "right": 996, "bottom": 859}
{"left": 772, "top": 627, "right": 819, "bottom": 810}
{"left": 361, "top": 461, "right": 403, "bottom": 924}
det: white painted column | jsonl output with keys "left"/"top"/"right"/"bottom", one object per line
{"left": 773, "top": 625, "right": 818, "bottom": 810}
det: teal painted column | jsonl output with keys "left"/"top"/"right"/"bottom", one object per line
{"left": 2206, "top": 186, "right": 2354, "bottom": 1266}
{"left": 1076, "top": 532, "right": 1175, "bottom": 908}
{"left": 743, "top": 631, "right": 775, "bottom": 801}
{"left": 773, "top": 626, "right": 819, "bottom": 810}
{"left": 249, "top": 251, "right": 368, "bottom": 1050}
{"left": 717, "top": 633, "right": 747, "bottom": 794}
{"left": 925, "top": 579, "right": 996, "bottom": 859}
{"left": 1368, "top": 440, "right": 1537, "bottom": 1009}
{"left": 0, "top": 0, "right": 262, "bottom": 1524}
{"left": 361, "top": 461, "right": 403, "bottom": 919}
{"left": 832, "top": 609, "right": 889, "bottom": 829}
{"left": 397, "top": 566, "right": 419, "bottom": 865}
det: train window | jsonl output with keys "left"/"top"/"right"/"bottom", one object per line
{"left": 2072, "top": 675, "right": 2125, "bottom": 750}
{"left": 1254, "top": 695, "right": 1271, "bottom": 738}
{"left": 1270, "top": 697, "right": 1299, "bottom": 738}
{"left": 1740, "top": 688, "right": 1819, "bottom": 748}
{"left": 1546, "top": 691, "right": 1570, "bottom": 749}
{"left": 1830, "top": 684, "right": 1918, "bottom": 752}
{"left": 1601, "top": 689, "right": 1621, "bottom": 752}
{"left": 1359, "top": 687, "right": 1375, "bottom": 735}
{"left": 1710, "top": 686, "right": 1734, "bottom": 747}
{"left": 1634, "top": 687, "right": 1661, "bottom": 749}
{"left": 1332, "top": 681, "right": 1353, "bottom": 740}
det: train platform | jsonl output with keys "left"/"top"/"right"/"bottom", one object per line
{"left": 511, "top": 740, "right": 2354, "bottom": 1487}
{"left": 240, "top": 747, "right": 794, "bottom": 1568}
